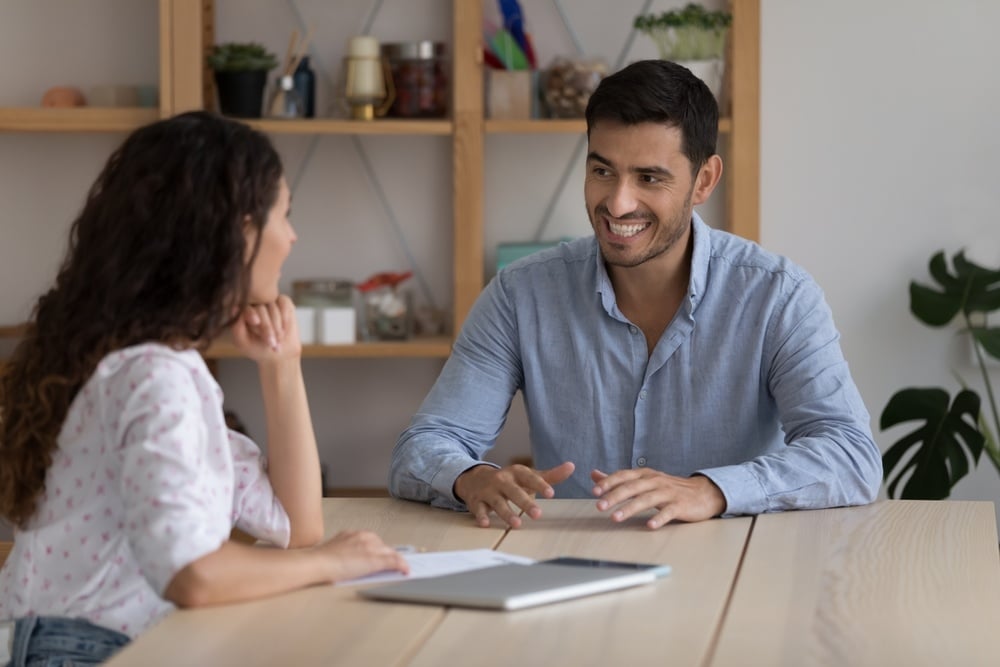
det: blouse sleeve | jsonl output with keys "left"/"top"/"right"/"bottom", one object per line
{"left": 227, "top": 430, "right": 291, "bottom": 548}
{"left": 112, "top": 353, "right": 232, "bottom": 596}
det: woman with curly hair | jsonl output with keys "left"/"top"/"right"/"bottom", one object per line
{"left": 0, "top": 111, "right": 407, "bottom": 665}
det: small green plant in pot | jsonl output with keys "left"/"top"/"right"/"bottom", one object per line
{"left": 881, "top": 250, "right": 1000, "bottom": 499}
{"left": 633, "top": 3, "right": 732, "bottom": 101}
{"left": 207, "top": 42, "right": 279, "bottom": 118}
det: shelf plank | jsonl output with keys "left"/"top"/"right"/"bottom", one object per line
{"left": 204, "top": 336, "right": 453, "bottom": 359}
{"left": 485, "top": 117, "right": 732, "bottom": 134}
{"left": 0, "top": 107, "right": 160, "bottom": 132}
{"left": 0, "top": 325, "right": 451, "bottom": 361}
{"left": 243, "top": 118, "right": 453, "bottom": 135}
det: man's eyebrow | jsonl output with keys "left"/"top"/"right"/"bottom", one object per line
{"left": 586, "top": 151, "right": 611, "bottom": 165}
{"left": 586, "top": 151, "right": 674, "bottom": 179}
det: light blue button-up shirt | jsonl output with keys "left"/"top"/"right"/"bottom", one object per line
{"left": 389, "top": 214, "right": 882, "bottom": 515}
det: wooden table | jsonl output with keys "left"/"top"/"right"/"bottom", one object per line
{"left": 107, "top": 499, "right": 999, "bottom": 667}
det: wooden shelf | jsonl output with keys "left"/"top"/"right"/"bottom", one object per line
{"left": 0, "top": 107, "right": 160, "bottom": 132}
{"left": 0, "top": 324, "right": 452, "bottom": 361}
{"left": 485, "top": 117, "right": 732, "bottom": 134}
{"left": 204, "top": 336, "right": 453, "bottom": 359}
{"left": 243, "top": 118, "right": 453, "bottom": 136}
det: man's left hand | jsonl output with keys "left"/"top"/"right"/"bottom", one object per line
{"left": 590, "top": 469, "right": 727, "bottom": 529}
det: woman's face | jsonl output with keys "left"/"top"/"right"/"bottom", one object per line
{"left": 246, "top": 178, "right": 296, "bottom": 304}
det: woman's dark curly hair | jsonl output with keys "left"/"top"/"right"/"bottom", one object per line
{"left": 0, "top": 111, "right": 283, "bottom": 528}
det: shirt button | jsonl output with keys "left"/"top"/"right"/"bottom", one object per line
{"left": 636, "top": 457, "right": 647, "bottom": 467}
{"left": 639, "top": 390, "right": 647, "bottom": 400}
{"left": 629, "top": 325, "right": 638, "bottom": 335}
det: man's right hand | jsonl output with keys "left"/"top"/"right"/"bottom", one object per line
{"left": 453, "top": 462, "right": 575, "bottom": 528}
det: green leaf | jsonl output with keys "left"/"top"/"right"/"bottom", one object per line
{"left": 910, "top": 282, "right": 961, "bottom": 326}
{"left": 971, "top": 327, "right": 1000, "bottom": 360}
{"left": 880, "top": 387, "right": 984, "bottom": 499}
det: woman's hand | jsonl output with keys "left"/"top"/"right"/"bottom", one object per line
{"left": 231, "top": 295, "right": 301, "bottom": 362}
{"left": 316, "top": 530, "right": 410, "bottom": 583}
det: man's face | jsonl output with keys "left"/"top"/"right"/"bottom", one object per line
{"left": 584, "top": 121, "right": 708, "bottom": 269}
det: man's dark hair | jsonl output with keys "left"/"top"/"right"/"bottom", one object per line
{"left": 585, "top": 59, "right": 719, "bottom": 172}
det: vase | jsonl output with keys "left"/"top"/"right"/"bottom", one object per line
{"left": 673, "top": 58, "right": 724, "bottom": 103}
{"left": 213, "top": 70, "right": 268, "bottom": 118}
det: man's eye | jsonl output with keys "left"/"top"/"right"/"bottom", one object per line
{"left": 640, "top": 174, "right": 659, "bottom": 184}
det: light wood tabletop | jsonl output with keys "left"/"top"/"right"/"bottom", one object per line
{"left": 409, "top": 499, "right": 752, "bottom": 667}
{"left": 103, "top": 498, "right": 999, "bottom": 667}
{"left": 710, "top": 500, "right": 1000, "bottom": 667}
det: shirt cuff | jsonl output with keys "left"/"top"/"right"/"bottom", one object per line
{"left": 431, "top": 459, "right": 500, "bottom": 508}
{"left": 695, "top": 464, "right": 769, "bottom": 516}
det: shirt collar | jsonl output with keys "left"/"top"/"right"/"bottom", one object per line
{"left": 593, "top": 210, "right": 712, "bottom": 313}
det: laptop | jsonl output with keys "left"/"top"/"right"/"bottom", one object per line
{"left": 358, "top": 557, "right": 671, "bottom": 611}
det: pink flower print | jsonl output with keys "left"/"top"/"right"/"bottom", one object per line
{"left": 54, "top": 487, "right": 62, "bottom": 497}
{"left": 83, "top": 513, "right": 92, "bottom": 522}
{"left": 63, "top": 550, "right": 70, "bottom": 559}
{"left": 106, "top": 468, "right": 116, "bottom": 481}
{"left": 112, "top": 579, "right": 121, "bottom": 590}
{"left": 92, "top": 553, "right": 100, "bottom": 563}
{"left": 23, "top": 548, "right": 31, "bottom": 561}
{"left": 45, "top": 546, "right": 53, "bottom": 556}
{"left": 129, "top": 381, "right": 137, "bottom": 391}
{"left": 66, "top": 497, "right": 74, "bottom": 510}
{"left": 97, "top": 484, "right": 106, "bottom": 496}
{"left": 104, "top": 507, "right": 113, "bottom": 518}
{"left": 102, "top": 532, "right": 110, "bottom": 542}
{"left": 75, "top": 477, "right": 83, "bottom": 488}
{"left": 21, "top": 576, "right": 29, "bottom": 586}
{"left": 120, "top": 623, "right": 129, "bottom": 634}
{"left": 63, "top": 573, "right": 72, "bottom": 583}
{"left": 81, "top": 446, "right": 89, "bottom": 455}
{"left": 80, "top": 536, "right": 89, "bottom": 546}
{"left": 136, "top": 456, "right": 146, "bottom": 467}
{"left": 42, "top": 578, "right": 52, "bottom": 592}
{"left": 63, "top": 522, "right": 72, "bottom": 533}
{"left": 113, "top": 555, "right": 125, "bottom": 566}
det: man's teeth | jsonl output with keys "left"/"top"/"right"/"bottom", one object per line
{"left": 609, "top": 221, "right": 649, "bottom": 238}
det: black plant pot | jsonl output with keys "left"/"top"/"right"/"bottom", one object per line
{"left": 213, "top": 70, "right": 268, "bottom": 118}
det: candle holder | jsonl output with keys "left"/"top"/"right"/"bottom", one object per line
{"left": 342, "top": 35, "right": 394, "bottom": 120}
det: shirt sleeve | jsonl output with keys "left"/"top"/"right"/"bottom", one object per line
{"left": 113, "top": 354, "right": 232, "bottom": 596}
{"left": 228, "top": 430, "right": 291, "bottom": 548}
{"left": 388, "top": 275, "right": 519, "bottom": 509}
{"left": 697, "top": 278, "right": 883, "bottom": 515}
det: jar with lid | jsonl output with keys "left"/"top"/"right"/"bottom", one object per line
{"left": 292, "top": 279, "right": 357, "bottom": 344}
{"left": 381, "top": 41, "right": 448, "bottom": 118}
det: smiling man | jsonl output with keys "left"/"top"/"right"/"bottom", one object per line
{"left": 389, "top": 60, "right": 881, "bottom": 529}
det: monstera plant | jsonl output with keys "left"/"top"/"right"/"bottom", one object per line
{"left": 881, "top": 250, "right": 1000, "bottom": 499}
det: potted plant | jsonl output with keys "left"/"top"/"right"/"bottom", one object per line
{"left": 207, "top": 42, "right": 279, "bottom": 118}
{"left": 880, "top": 250, "right": 1000, "bottom": 499}
{"left": 633, "top": 3, "right": 732, "bottom": 101}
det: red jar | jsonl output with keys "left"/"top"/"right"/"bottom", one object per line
{"left": 382, "top": 41, "right": 448, "bottom": 118}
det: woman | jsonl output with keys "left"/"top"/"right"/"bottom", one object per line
{"left": 0, "top": 111, "right": 407, "bottom": 665}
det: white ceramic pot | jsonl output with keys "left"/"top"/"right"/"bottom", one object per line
{"left": 674, "top": 58, "right": 724, "bottom": 102}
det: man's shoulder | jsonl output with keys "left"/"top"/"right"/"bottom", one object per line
{"left": 705, "top": 226, "right": 811, "bottom": 286}
{"left": 498, "top": 237, "right": 596, "bottom": 280}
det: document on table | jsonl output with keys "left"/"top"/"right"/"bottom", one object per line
{"left": 339, "top": 549, "right": 535, "bottom": 586}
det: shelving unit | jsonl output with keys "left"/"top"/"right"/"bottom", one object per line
{"left": 0, "top": 0, "right": 759, "bottom": 362}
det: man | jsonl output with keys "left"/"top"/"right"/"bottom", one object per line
{"left": 389, "top": 60, "right": 881, "bottom": 530}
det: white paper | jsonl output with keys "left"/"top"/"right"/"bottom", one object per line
{"left": 338, "top": 548, "right": 535, "bottom": 586}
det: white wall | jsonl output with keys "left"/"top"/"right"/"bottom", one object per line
{"left": 761, "top": 0, "right": 1000, "bottom": 522}
{"left": 1, "top": 1, "right": 997, "bottom": 528}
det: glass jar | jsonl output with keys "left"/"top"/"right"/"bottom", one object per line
{"left": 540, "top": 57, "right": 608, "bottom": 118}
{"left": 381, "top": 41, "right": 449, "bottom": 118}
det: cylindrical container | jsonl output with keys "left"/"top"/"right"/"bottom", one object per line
{"left": 293, "top": 56, "right": 316, "bottom": 117}
{"left": 381, "top": 41, "right": 448, "bottom": 118}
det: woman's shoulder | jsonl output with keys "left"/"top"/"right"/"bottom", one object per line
{"left": 93, "top": 342, "right": 208, "bottom": 379}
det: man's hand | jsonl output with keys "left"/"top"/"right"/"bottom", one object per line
{"left": 591, "top": 469, "right": 727, "bottom": 529}
{"left": 454, "top": 462, "right": 575, "bottom": 528}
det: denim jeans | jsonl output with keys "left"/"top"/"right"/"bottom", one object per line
{"left": 6, "top": 616, "right": 130, "bottom": 667}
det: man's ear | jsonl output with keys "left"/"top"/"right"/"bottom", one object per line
{"left": 691, "top": 154, "right": 723, "bottom": 206}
